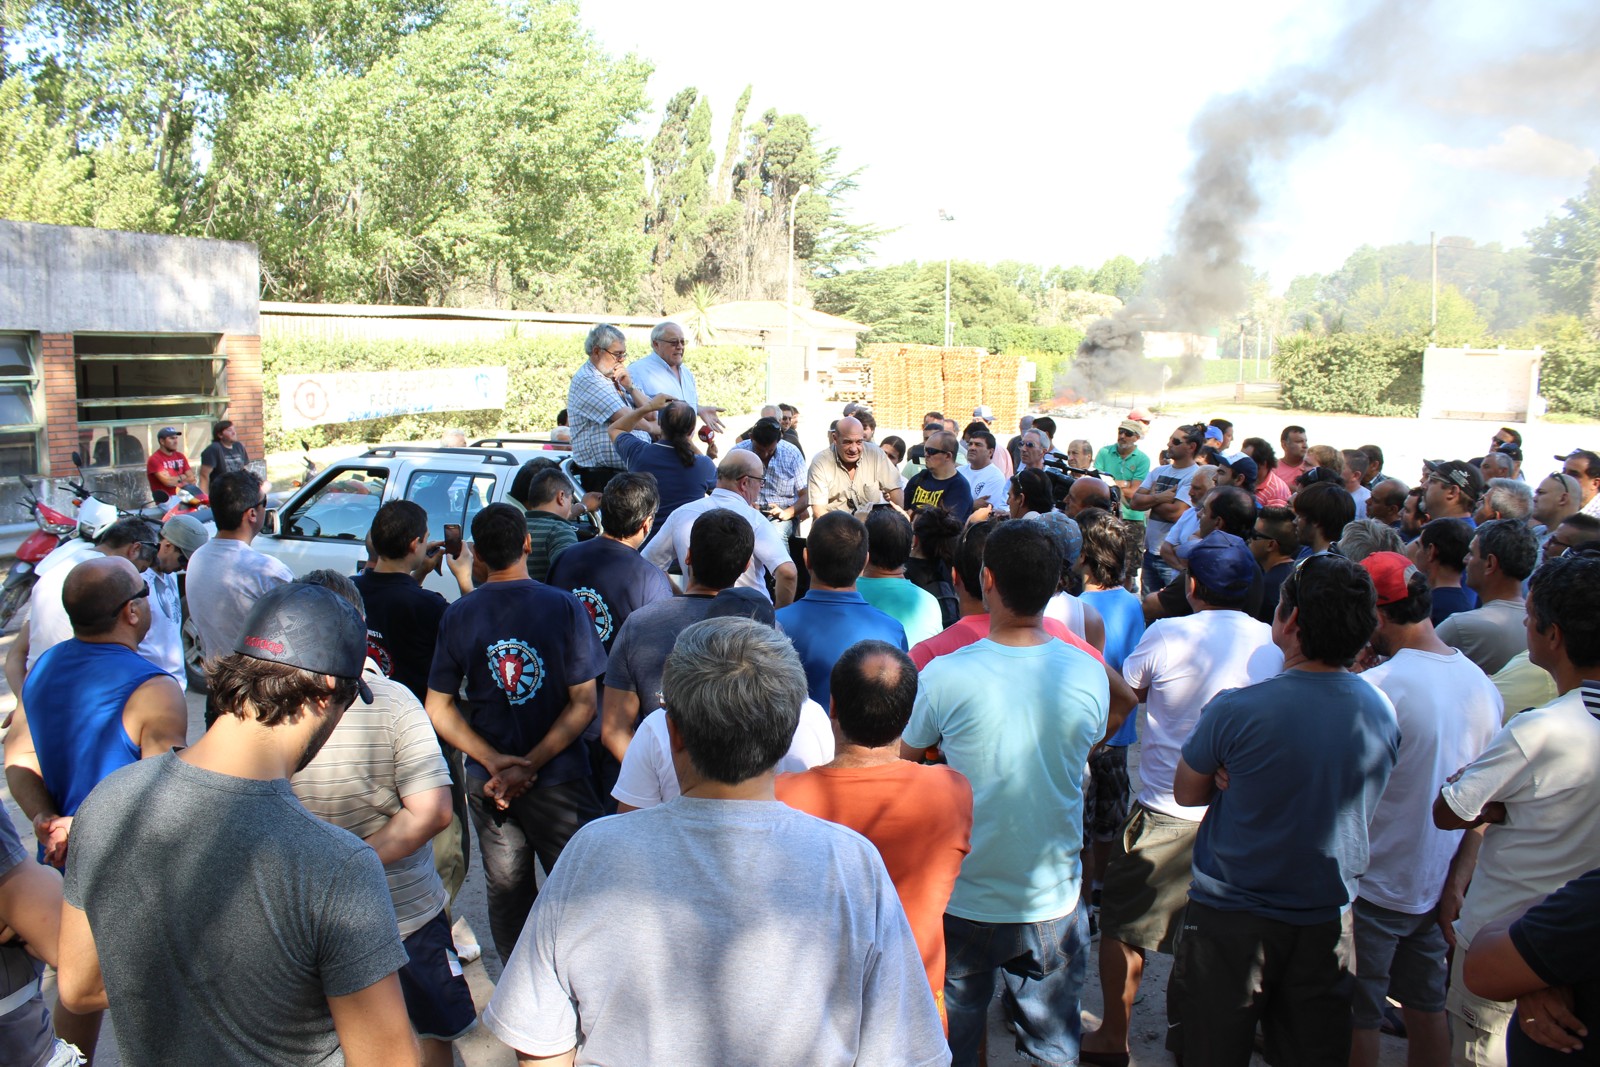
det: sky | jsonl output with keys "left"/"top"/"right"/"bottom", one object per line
{"left": 582, "top": 0, "right": 1600, "bottom": 293}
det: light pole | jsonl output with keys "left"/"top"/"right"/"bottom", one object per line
{"left": 939, "top": 208, "right": 955, "bottom": 346}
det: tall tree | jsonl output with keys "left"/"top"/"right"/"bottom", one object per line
{"left": 1527, "top": 167, "right": 1600, "bottom": 322}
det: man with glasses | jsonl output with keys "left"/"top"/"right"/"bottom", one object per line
{"left": 185, "top": 469, "right": 293, "bottom": 719}
{"left": 1096, "top": 419, "right": 1152, "bottom": 528}
{"left": 1557, "top": 448, "right": 1600, "bottom": 518}
{"left": 904, "top": 431, "right": 974, "bottom": 523}
{"left": 1131, "top": 424, "right": 1203, "bottom": 595}
{"left": 646, "top": 449, "right": 798, "bottom": 605}
{"left": 806, "top": 416, "right": 904, "bottom": 520}
{"left": 566, "top": 324, "right": 659, "bottom": 495}
{"left": 628, "top": 320, "right": 725, "bottom": 435}
{"left": 1545, "top": 513, "right": 1600, "bottom": 564}
{"left": 1532, "top": 471, "right": 1581, "bottom": 552}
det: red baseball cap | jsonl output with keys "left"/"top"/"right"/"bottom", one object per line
{"left": 1359, "top": 551, "right": 1420, "bottom": 607}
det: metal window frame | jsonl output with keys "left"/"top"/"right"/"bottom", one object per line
{"left": 0, "top": 333, "right": 43, "bottom": 473}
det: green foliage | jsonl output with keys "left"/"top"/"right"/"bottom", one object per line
{"left": 1273, "top": 333, "right": 1425, "bottom": 417}
{"left": 1504, "top": 315, "right": 1600, "bottom": 419}
{"left": 1526, "top": 167, "right": 1600, "bottom": 320}
{"left": 261, "top": 335, "right": 765, "bottom": 454}
{"left": 1345, "top": 278, "right": 1488, "bottom": 345}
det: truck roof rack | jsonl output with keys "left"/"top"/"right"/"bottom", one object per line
{"left": 360, "top": 445, "right": 520, "bottom": 466}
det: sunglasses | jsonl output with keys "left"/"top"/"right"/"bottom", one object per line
{"left": 924, "top": 448, "right": 952, "bottom": 457}
{"left": 113, "top": 585, "right": 151, "bottom": 615}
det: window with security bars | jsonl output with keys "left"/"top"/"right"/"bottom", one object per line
{"left": 0, "top": 334, "right": 41, "bottom": 477}
{"left": 74, "top": 334, "right": 226, "bottom": 469}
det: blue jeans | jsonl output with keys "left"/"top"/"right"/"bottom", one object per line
{"left": 944, "top": 903, "right": 1090, "bottom": 1067}
{"left": 1141, "top": 551, "right": 1177, "bottom": 598}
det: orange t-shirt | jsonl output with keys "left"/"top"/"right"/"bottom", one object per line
{"left": 776, "top": 761, "right": 973, "bottom": 1023}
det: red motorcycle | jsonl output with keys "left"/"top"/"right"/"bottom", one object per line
{"left": 0, "top": 477, "right": 81, "bottom": 629}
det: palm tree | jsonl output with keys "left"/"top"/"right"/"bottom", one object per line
{"left": 680, "top": 283, "right": 721, "bottom": 345}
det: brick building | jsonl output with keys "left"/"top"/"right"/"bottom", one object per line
{"left": 0, "top": 220, "right": 261, "bottom": 521}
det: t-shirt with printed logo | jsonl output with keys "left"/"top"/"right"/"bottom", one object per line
{"left": 904, "top": 469, "right": 974, "bottom": 523}
{"left": 353, "top": 569, "right": 448, "bottom": 703}
{"left": 428, "top": 578, "right": 607, "bottom": 786}
{"left": 546, "top": 535, "right": 674, "bottom": 653}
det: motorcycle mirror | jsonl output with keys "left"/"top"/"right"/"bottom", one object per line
{"left": 71, "top": 451, "right": 83, "bottom": 469}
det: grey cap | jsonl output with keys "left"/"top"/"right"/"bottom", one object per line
{"left": 1034, "top": 509, "right": 1083, "bottom": 565}
{"left": 234, "top": 584, "right": 373, "bottom": 703}
{"left": 160, "top": 514, "right": 209, "bottom": 557}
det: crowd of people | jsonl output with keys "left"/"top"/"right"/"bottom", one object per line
{"left": 1, "top": 319, "right": 1599, "bottom": 1067}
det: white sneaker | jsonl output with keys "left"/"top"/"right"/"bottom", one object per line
{"left": 452, "top": 916, "right": 482, "bottom": 964}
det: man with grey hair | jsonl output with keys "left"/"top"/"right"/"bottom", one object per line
{"left": 1479, "top": 450, "right": 1515, "bottom": 484}
{"left": 1337, "top": 518, "right": 1406, "bottom": 562}
{"left": 1439, "top": 518, "right": 1539, "bottom": 675}
{"left": 1475, "top": 477, "right": 1533, "bottom": 524}
{"left": 628, "top": 320, "right": 725, "bottom": 435}
{"left": 483, "top": 617, "right": 945, "bottom": 1065}
{"left": 566, "top": 324, "right": 660, "bottom": 494}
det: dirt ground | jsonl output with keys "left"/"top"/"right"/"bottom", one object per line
{"left": 6, "top": 379, "right": 1564, "bottom": 1065}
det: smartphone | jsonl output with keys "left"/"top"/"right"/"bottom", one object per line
{"left": 443, "top": 523, "right": 463, "bottom": 559}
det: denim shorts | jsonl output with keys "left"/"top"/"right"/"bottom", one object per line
{"left": 1350, "top": 896, "right": 1449, "bottom": 1026}
{"left": 943, "top": 903, "right": 1089, "bottom": 1067}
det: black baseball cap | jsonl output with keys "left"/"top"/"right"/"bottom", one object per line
{"left": 235, "top": 584, "right": 373, "bottom": 703}
{"left": 1425, "top": 459, "right": 1484, "bottom": 500}
{"left": 1556, "top": 449, "right": 1600, "bottom": 469}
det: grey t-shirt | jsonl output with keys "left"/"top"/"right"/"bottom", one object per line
{"left": 0, "top": 813, "right": 53, "bottom": 1067}
{"left": 184, "top": 538, "right": 294, "bottom": 660}
{"left": 1436, "top": 597, "right": 1528, "bottom": 676}
{"left": 603, "top": 595, "right": 716, "bottom": 720}
{"left": 63, "top": 754, "right": 408, "bottom": 1067}
{"left": 482, "top": 797, "right": 947, "bottom": 1066}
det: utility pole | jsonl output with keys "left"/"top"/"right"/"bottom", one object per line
{"left": 1256, "top": 322, "right": 1262, "bottom": 378}
{"left": 939, "top": 208, "right": 955, "bottom": 346}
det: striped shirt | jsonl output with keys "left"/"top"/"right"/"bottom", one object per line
{"left": 733, "top": 439, "right": 806, "bottom": 508}
{"left": 292, "top": 668, "right": 453, "bottom": 937}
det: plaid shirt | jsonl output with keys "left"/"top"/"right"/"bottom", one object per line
{"left": 567, "top": 361, "right": 629, "bottom": 468}
{"left": 733, "top": 439, "right": 806, "bottom": 509}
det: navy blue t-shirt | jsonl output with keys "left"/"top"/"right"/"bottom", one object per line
{"left": 1181, "top": 669, "right": 1399, "bottom": 924}
{"left": 1508, "top": 866, "right": 1600, "bottom": 1065}
{"left": 352, "top": 569, "right": 447, "bottom": 702}
{"left": 427, "top": 579, "right": 607, "bottom": 786}
{"left": 613, "top": 434, "right": 715, "bottom": 530}
{"left": 546, "top": 536, "right": 674, "bottom": 653}
{"left": 1429, "top": 584, "right": 1479, "bottom": 626}
{"left": 904, "top": 469, "right": 974, "bottom": 523}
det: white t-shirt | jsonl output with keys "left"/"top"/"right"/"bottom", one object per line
{"left": 642, "top": 489, "right": 791, "bottom": 601}
{"left": 482, "top": 797, "right": 946, "bottom": 1066}
{"left": 960, "top": 463, "right": 1008, "bottom": 512}
{"left": 1138, "top": 464, "right": 1198, "bottom": 554}
{"left": 1350, "top": 484, "right": 1371, "bottom": 519}
{"left": 1043, "top": 592, "right": 1087, "bottom": 640}
{"left": 138, "top": 569, "right": 186, "bottom": 690}
{"left": 1163, "top": 505, "right": 1201, "bottom": 548}
{"left": 25, "top": 549, "right": 79, "bottom": 669}
{"left": 1356, "top": 648, "right": 1502, "bottom": 914}
{"left": 612, "top": 700, "right": 834, "bottom": 809}
{"left": 1122, "top": 610, "right": 1283, "bottom": 819}
{"left": 1440, "top": 687, "right": 1600, "bottom": 945}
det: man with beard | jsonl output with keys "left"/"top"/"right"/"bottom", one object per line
{"left": 57, "top": 583, "right": 419, "bottom": 1066}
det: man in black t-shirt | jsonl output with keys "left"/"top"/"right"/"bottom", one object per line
{"left": 197, "top": 419, "right": 250, "bottom": 495}
{"left": 424, "top": 503, "right": 607, "bottom": 966}
{"left": 903, "top": 431, "right": 973, "bottom": 523}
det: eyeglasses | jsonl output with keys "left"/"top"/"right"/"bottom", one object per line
{"left": 1118, "top": 429, "right": 1137, "bottom": 437}
{"left": 924, "top": 448, "right": 952, "bottom": 457}
{"left": 602, "top": 348, "right": 627, "bottom": 362}
{"left": 658, "top": 338, "right": 686, "bottom": 347}
{"left": 113, "top": 585, "right": 151, "bottom": 615}
{"left": 254, "top": 496, "right": 269, "bottom": 511}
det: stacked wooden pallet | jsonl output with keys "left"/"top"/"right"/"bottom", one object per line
{"left": 855, "top": 344, "right": 1026, "bottom": 432}
{"left": 862, "top": 344, "right": 909, "bottom": 429}
{"left": 981, "top": 352, "right": 1023, "bottom": 429}
{"left": 940, "top": 348, "right": 985, "bottom": 429}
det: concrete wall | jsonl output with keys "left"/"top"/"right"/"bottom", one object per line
{"left": 0, "top": 220, "right": 259, "bottom": 335}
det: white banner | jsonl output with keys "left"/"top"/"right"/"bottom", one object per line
{"left": 278, "top": 367, "right": 508, "bottom": 429}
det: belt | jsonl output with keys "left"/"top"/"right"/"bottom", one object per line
{"left": 0, "top": 976, "right": 40, "bottom": 1017}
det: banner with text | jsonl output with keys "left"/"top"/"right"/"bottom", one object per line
{"left": 278, "top": 367, "right": 508, "bottom": 430}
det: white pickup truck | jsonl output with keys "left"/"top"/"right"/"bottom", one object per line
{"left": 180, "top": 439, "right": 583, "bottom": 687}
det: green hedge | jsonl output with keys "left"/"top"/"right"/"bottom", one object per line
{"left": 261, "top": 335, "right": 767, "bottom": 454}
{"left": 1273, "top": 333, "right": 1425, "bottom": 417}
{"left": 1535, "top": 321, "right": 1600, "bottom": 419}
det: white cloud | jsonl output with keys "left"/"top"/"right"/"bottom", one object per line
{"left": 1421, "top": 125, "right": 1597, "bottom": 179}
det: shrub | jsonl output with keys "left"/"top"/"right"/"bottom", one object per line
{"left": 1273, "top": 332, "right": 1425, "bottom": 417}
{"left": 261, "top": 335, "right": 766, "bottom": 454}
{"left": 1531, "top": 318, "right": 1600, "bottom": 419}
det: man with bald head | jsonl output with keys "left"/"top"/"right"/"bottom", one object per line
{"left": 646, "top": 449, "right": 798, "bottom": 605}
{"left": 8, "top": 556, "right": 188, "bottom": 870}
{"left": 1532, "top": 471, "right": 1581, "bottom": 552}
{"left": 806, "top": 415, "right": 904, "bottom": 520}
{"left": 1067, "top": 476, "right": 1115, "bottom": 518}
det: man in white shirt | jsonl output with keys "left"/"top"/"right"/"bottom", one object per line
{"left": 1433, "top": 549, "right": 1600, "bottom": 1067}
{"left": 644, "top": 450, "right": 798, "bottom": 605}
{"left": 1131, "top": 424, "right": 1203, "bottom": 595}
{"left": 960, "top": 428, "right": 1008, "bottom": 518}
{"left": 1349, "top": 553, "right": 1502, "bottom": 1067}
{"left": 1081, "top": 531, "right": 1284, "bottom": 1064}
{"left": 626, "top": 320, "right": 725, "bottom": 434}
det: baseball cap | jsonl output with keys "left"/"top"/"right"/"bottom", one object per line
{"left": 1425, "top": 459, "right": 1484, "bottom": 500}
{"left": 1492, "top": 441, "right": 1523, "bottom": 461}
{"left": 1204, "top": 426, "right": 1225, "bottom": 443}
{"left": 1127, "top": 408, "right": 1153, "bottom": 424}
{"left": 160, "top": 514, "right": 209, "bottom": 557}
{"left": 1556, "top": 449, "right": 1600, "bottom": 468}
{"left": 1358, "top": 551, "right": 1421, "bottom": 607}
{"left": 1117, "top": 419, "right": 1144, "bottom": 437}
{"left": 972, "top": 405, "right": 995, "bottom": 421}
{"left": 1220, "top": 453, "right": 1258, "bottom": 485}
{"left": 1034, "top": 510, "right": 1083, "bottom": 565}
{"left": 157, "top": 426, "right": 181, "bottom": 439}
{"left": 706, "top": 586, "right": 777, "bottom": 627}
{"left": 234, "top": 584, "right": 373, "bottom": 703}
{"left": 1297, "top": 466, "right": 1342, "bottom": 487}
{"left": 1176, "top": 530, "right": 1257, "bottom": 597}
